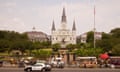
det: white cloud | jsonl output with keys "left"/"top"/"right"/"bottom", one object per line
{"left": 0, "top": 0, "right": 120, "bottom": 35}
{"left": 1, "top": 2, "right": 17, "bottom": 13}
{"left": 95, "top": 0, "right": 120, "bottom": 33}
{"left": 0, "top": 17, "right": 27, "bottom": 33}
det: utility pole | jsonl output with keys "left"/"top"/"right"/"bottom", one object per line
{"left": 93, "top": 0, "right": 96, "bottom": 48}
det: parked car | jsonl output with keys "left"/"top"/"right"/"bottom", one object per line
{"left": 36, "top": 60, "right": 52, "bottom": 71}
{"left": 109, "top": 56, "right": 120, "bottom": 68}
{"left": 0, "top": 60, "right": 3, "bottom": 67}
{"left": 44, "top": 62, "right": 52, "bottom": 71}
{"left": 24, "top": 62, "right": 51, "bottom": 72}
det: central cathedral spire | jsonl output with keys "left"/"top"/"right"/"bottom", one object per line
{"left": 61, "top": 7, "right": 67, "bottom": 23}
{"left": 61, "top": 7, "right": 67, "bottom": 30}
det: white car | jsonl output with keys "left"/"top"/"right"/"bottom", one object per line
{"left": 24, "top": 63, "right": 46, "bottom": 72}
{"left": 36, "top": 60, "right": 52, "bottom": 71}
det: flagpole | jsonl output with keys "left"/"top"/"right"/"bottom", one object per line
{"left": 93, "top": 0, "right": 96, "bottom": 48}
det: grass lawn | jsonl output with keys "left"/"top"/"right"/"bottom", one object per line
{"left": 41, "top": 48, "right": 52, "bottom": 51}
{"left": 0, "top": 52, "right": 9, "bottom": 56}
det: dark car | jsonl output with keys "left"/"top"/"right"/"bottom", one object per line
{"left": 0, "top": 60, "right": 3, "bottom": 67}
{"left": 109, "top": 56, "right": 120, "bottom": 68}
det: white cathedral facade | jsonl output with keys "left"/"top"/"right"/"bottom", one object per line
{"left": 51, "top": 8, "right": 76, "bottom": 48}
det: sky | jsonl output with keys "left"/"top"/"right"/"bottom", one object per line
{"left": 0, "top": 0, "right": 120, "bottom": 35}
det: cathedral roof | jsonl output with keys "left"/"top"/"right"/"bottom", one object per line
{"left": 26, "top": 31, "right": 47, "bottom": 36}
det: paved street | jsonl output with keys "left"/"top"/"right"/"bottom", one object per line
{"left": 0, "top": 68, "right": 120, "bottom": 72}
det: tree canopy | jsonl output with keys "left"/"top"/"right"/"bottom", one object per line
{"left": 0, "top": 31, "right": 28, "bottom": 52}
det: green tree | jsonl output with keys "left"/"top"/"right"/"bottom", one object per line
{"left": 0, "top": 39, "right": 10, "bottom": 52}
{"left": 86, "top": 31, "right": 94, "bottom": 48}
{"left": 66, "top": 44, "right": 76, "bottom": 52}
{"left": 96, "top": 39, "right": 112, "bottom": 52}
{"left": 76, "top": 43, "right": 85, "bottom": 49}
{"left": 23, "top": 41, "right": 34, "bottom": 56}
{"left": 33, "top": 50, "right": 51, "bottom": 59}
{"left": 96, "top": 28, "right": 120, "bottom": 52}
{"left": 96, "top": 32, "right": 113, "bottom": 52}
{"left": 86, "top": 31, "right": 94, "bottom": 43}
{"left": 110, "top": 28, "right": 120, "bottom": 38}
{"left": 9, "top": 40, "right": 27, "bottom": 54}
{"left": 75, "top": 48, "right": 103, "bottom": 57}
{"left": 102, "top": 32, "right": 111, "bottom": 39}
{"left": 0, "top": 30, "right": 29, "bottom": 52}
{"left": 51, "top": 43, "right": 61, "bottom": 52}
{"left": 41, "top": 41, "right": 51, "bottom": 48}
{"left": 33, "top": 41, "right": 43, "bottom": 53}
{"left": 34, "top": 42, "right": 43, "bottom": 49}
{"left": 112, "top": 44, "right": 120, "bottom": 56}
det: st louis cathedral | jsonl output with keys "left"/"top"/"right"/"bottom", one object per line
{"left": 51, "top": 8, "right": 76, "bottom": 48}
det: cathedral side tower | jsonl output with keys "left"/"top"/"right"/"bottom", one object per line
{"left": 51, "top": 20, "right": 56, "bottom": 44}
{"left": 72, "top": 20, "right": 76, "bottom": 44}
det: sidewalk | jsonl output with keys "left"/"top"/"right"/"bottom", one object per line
{"left": 2, "top": 63, "right": 18, "bottom": 68}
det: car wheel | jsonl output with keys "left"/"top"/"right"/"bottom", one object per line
{"left": 110, "top": 64, "right": 115, "bottom": 68}
{"left": 27, "top": 68, "right": 32, "bottom": 72}
{"left": 49, "top": 69, "right": 51, "bottom": 71}
{"left": 42, "top": 68, "right": 46, "bottom": 72}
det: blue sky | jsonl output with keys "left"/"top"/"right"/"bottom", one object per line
{"left": 0, "top": 0, "right": 120, "bottom": 35}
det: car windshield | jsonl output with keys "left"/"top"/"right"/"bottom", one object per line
{"left": 33, "top": 64, "right": 43, "bottom": 66}
{"left": 37, "top": 60, "right": 46, "bottom": 63}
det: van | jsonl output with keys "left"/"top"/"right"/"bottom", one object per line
{"left": 109, "top": 56, "right": 120, "bottom": 68}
